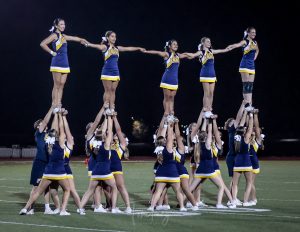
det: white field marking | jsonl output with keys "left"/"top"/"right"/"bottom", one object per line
{"left": 0, "top": 178, "right": 26, "bottom": 181}
{"left": 259, "top": 198, "right": 300, "bottom": 202}
{"left": 0, "top": 199, "right": 26, "bottom": 204}
{"left": 284, "top": 182, "right": 300, "bottom": 184}
{"left": 0, "top": 185, "right": 26, "bottom": 189}
{"left": 6, "top": 191, "right": 23, "bottom": 193}
{"left": 0, "top": 221, "right": 127, "bottom": 232}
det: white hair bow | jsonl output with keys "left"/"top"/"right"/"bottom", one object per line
{"left": 192, "top": 135, "right": 199, "bottom": 144}
{"left": 102, "top": 37, "right": 107, "bottom": 42}
{"left": 49, "top": 26, "right": 55, "bottom": 32}
{"left": 185, "top": 127, "right": 189, "bottom": 135}
{"left": 92, "top": 140, "right": 102, "bottom": 149}
{"left": 45, "top": 136, "right": 55, "bottom": 145}
{"left": 154, "top": 146, "right": 164, "bottom": 155}
{"left": 184, "top": 146, "right": 189, "bottom": 154}
{"left": 261, "top": 134, "right": 265, "bottom": 140}
{"left": 234, "top": 135, "right": 242, "bottom": 142}
{"left": 244, "top": 30, "right": 247, "bottom": 38}
{"left": 153, "top": 134, "right": 157, "bottom": 143}
{"left": 165, "top": 41, "right": 169, "bottom": 47}
{"left": 198, "top": 43, "right": 201, "bottom": 51}
{"left": 125, "top": 137, "right": 129, "bottom": 145}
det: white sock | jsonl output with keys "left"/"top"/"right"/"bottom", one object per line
{"left": 45, "top": 204, "right": 51, "bottom": 210}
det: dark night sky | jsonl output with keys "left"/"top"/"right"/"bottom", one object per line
{"left": 0, "top": 0, "right": 298, "bottom": 155}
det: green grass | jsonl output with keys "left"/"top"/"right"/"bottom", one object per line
{"left": 0, "top": 160, "right": 299, "bottom": 232}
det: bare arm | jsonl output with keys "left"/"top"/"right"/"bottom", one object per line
{"left": 254, "top": 111, "right": 262, "bottom": 144}
{"left": 104, "top": 116, "right": 113, "bottom": 149}
{"left": 177, "top": 52, "right": 190, "bottom": 59}
{"left": 62, "top": 114, "right": 74, "bottom": 149}
{"left": 212, "top": 117, "right": 222, "bottom": 148}
{"left": 226, "top": 40, "right": 246, "bottom": 50}
{"left": 38, "top": 106, "right": 54, "bottom": 133}
{"left": 212, "top": 48, "right": 230, "bottom": 55}
{"left": 234, "top": 101, "right": 246, "bottom": 128}
{"left": 205, "top": 120, "right": 212, "bottom": 149}
{"left": 166, "top": 123, "right": 174, "bottom": 153}
{"left": 239, "top": 110, "right": 248, "bottom": 127}
{"left": 51, "top": 113, "right": 59, "bottom": 132}
{"left": 175, "top": 122, "right": 184, "bottom": 153}
{"left": 185, "top": 51, "right": 202, "bottom": 59}
{"left": 40, "top": 33, "right": 58, "bottom": 54}
{"left": 86, "top": 106, "right": 105, "bottom": 140}
{"left": 58, "top": 113, "right": 66, "bottom": 148}
{"left": 101, "top": 116, "right": 108, "bottom": 137}
{"left": 118, "top": 46, "right": 145, "bottom": 52}
{"left": 245, "top": 113, "right": 254, "bottom": 143}
{"left": 63, "top": 34, "right": 87, "bottom": 44}
{"left": 113, "top": 115, "right": 127, "bottom": 149}
{"left": 191, "top": 110, "right": 204, "bottom": 139}
{"left": 86, "top": 43, "right": 107, "bottom": 52}
{"left": 143, "top": 50, "right": 169, "bottom": 58}
{"left": 254, "top": 43, "right": 259, "bottom": 61}
{"left": 157, "top": 116, "right": 166, "bottom": 136}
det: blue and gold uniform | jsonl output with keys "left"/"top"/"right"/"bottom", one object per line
{"left": 155, "top": 147, "right": 180, "bottom": 183}
{"left": 239, "top": 39, "right": 257, "bottom": 74}
{"left": 250, "top": 139, "right": 260, "bottom": 174}
{"left": 100, "top": 44, "right": 120, "bottom": 81}
{"left": 50, "top": 32, "right": 70, "bottom": 73}
{"left": 160, "top": 52, "right": 180, "bottom": 90}
{"left": 30, "top": 131, "right": 49, "bottom": 186}
{"left": 64, "top": 144, "right": 73, "bottom": 179}
{"left": 110, "top": 143, "right": 125, "bottom": 175}
{"left": 175, "top": 149, "right": 189, "bottom": 179}
{"left": 199, "top": 49, "right": 216, "bottom": 83}
{"left": 43, "top": 142, "right": 67, "bottom": 180}
{"left": 211, "top": 143, "right": 221, "bottom": 175}
{"left": 90, "top": 145, "right": 114, "bottom": 181}
{"left": 194, "top": 142, "right": 217, "bottom": 179}
{"left": 233, "top": 136, "right": 253, "bottom": 172}
{"left": 226, "top": 125, "right": 236, "bottom": 177}
{"left": 86, "top": 136, "right": 98, "bottom": 177}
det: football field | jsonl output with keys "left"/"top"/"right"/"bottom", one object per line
{"left": 0, "top": 160, "right": 299, "bottom": 232}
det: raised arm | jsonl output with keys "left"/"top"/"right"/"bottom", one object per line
{"left": 205, "top": 120, "right": 212, "bottom": 150}
{"left": 58, "top": 113, "right": 66, "bottom": 148}
{"left": 113, "top": 115, "right": 127, "bottom": 149}
{"left": 40, "top": 33, "right": 58, "bottom": 55}
{"left": 212, "top": 116, "right": 222, "bottom": 149}
{"left": 104, "top": 116, "right": 113, "bottom": 149}
{"left": 62, "top": 111, "right": 74, "bottom": 149}
{"left": 175, "top": 121, "right": 184, "bottom": 153}
{"left": 101, "top": 116, "right": 108, "bottom": 137}
{"left": 191, "top": 110, "right": 204, "bottom": 139}
{"left": 254, "top": 110, "right": 262, "bottom": 144}
{"left": 239, "top": 110, "right": 248, "bottom": 127}
{"left": 86, "top": 106, "right": 106, "bottom": 140}
{"left": 85, "top": 42, "right": 107, "bottom": 52}
{"left": 244, "top": 113, "right": 254, "bottom": 143}
{"left": 118, "top": 46, "right": 145, "bottom": 52}
{"left": 226, "top": 40, "right": 247, "bottom": 50}
{"left": 166, "top": 123, "right": 174, "bottom": 153}
{"left": 212, "top": 47, "right": 230, "bottom": 55}
{"left": 143, "top": 50, "right": 169, "bottom": 58}
{"left": 51, "top": 113, "right": 59, "bottom": 132}
{"left": 234, "top": 101, "right": 246, "bottom": 128}
{"left": 38, "top": 106, "right": 54, "bottom": 133}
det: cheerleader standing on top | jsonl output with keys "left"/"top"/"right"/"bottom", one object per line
{"left": 40, "top": 18, "right": 88, "bottom": 107}
{"left": 186, "top": 37, "right": 231, "bottom": 111}
{"left": 227, "top": 27, "right": 259, "bottom": 104}
{"left": 143, "top": 40, "right": 189, "bottom": 116}
{"left": 85, "top": 31, "right": 145, "bottom": 112}
{"left": 20, "top": 112, "right": 71, "bottom": 216}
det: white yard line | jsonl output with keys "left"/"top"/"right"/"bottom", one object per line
{"left": 0, "top": 221, "right": 127, "bottom": 232}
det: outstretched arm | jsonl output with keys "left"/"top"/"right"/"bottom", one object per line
{"left": 157, "top": 115, "right": 166, "bottom": 137}
{"left": 62, "top": 112, "right": 74, "bottom": 149}
{"left": 177, "top": 52, "right": 190, "bottom": 59}
{"left": 166, "top": 123, "right": 174, "bottom": 153}
{"left": 40, "top": 33, "right": 58, "bottom": 55}
{"left": 175, "top": 121, "right": 185, "bottom": 153}
{"left": 239, "top": 110, "right": 248, "bottom": 127}
{"left": 234, "top": 101, "right": 246, "bottom": 128}
{"left": 118, "top": 46, "right": 145, "bottom": 52}
{"left": 226, "top": 40, "right": 247, "bottom": 50}
{"left": 38, "top": 106, "right": 54, "bottom": 133}
{"left": 63, "top": 34, "right": 88, "bottom": 44}
{"left": 85, "top": 43, "right": 107, "bottom": 52}
{"left": 104, "top": 116, "right": 113, "bottom": 149}
{"left": 86, "top": 106, "right": 106, "bottom": 140}
{"left": 51, "top": 113, "right": 58, "bottom": 132}
{"left": 212, "top": 47, "right": 231, "bottom": 55}
{"left": 212, "top": 116, "right": 222, "bottom": 149}
{"left": 143, "top": 50, "right": 169, "bottom": 58}
{"left": 191, "top": 110, "right": 204, "bottom": 139}
{"left": 245, "top": 113, "right": 254, "bottom": 143}
{"left": 254, "top": 111, "right": 262, "bottom": 144}
{"left": 58, "top": 113, "right": 66, "bottom": 147}
{"left": 184, "top": 50, "right": 202, "bottom": 59}
{"left": 205, "top": 120, "right": 212, "bottom": 149}
{"left": 113, "top": 115, "right": 127, "bottom": 149}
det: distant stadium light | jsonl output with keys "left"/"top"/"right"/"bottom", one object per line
{"left": 279, "top": 139, "right": 300, "bottom": 142}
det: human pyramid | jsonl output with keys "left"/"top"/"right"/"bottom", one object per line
{"left": 19, "top": 18, "right": 264, "bottom": 215}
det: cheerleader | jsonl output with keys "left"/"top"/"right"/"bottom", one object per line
{"left": 148, "top": 120, "right": 186, "bottom": 211}
{"left": 40, "top": 18, "right": 88, "bottom": 107}
{"left": 189, "top": 116, "right": 235, "bottom": 208}
{"left": 249, "top": 109, "right": 263, "bottom": 205}
{"left": 79, "top": 113, "right": 120, "bottom": 215}
{"left": 227, "top": 27, "right": 259, "bottom": 104}
{"left": 231, "top": 108, "right": 254, "bottom": 206}
{"left": 186, "top": 37, "right": 230, "bottom": 111}
{"left": 61, "top": 109, "right": 81, "bottom": 210}
{"left": 29, "top": 106, "right": 60, "bottom": 215}
{"left": 111, "top": 114, "right": 132, "bottom": 213}
{"left": 85, "top": 31, "right": 145, "bottom": 111}
{"left": 143, "top": 40, "right": 189, "bottom": 116}
{"left": 20, "top": 112, "right": 71, "bottom": 216}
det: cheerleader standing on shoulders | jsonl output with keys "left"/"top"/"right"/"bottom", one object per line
{"left": 40, "top": 18, "right": 88, "bottom": 107}
{"left": 85, "top": 31, "right": 145, "bottom": 112}
{"left": 143, "top": 40, "right": 189, "bottom": 116}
